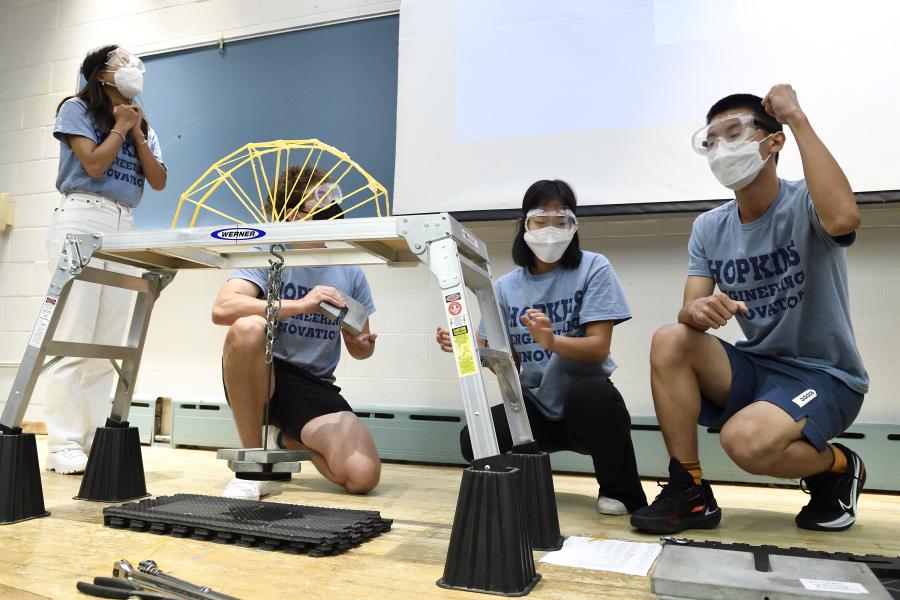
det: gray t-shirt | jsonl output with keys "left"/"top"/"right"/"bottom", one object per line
{"left": 230, "top": 265, "right": 375, "bottom": 383}
{"left": 54, "top": 98, "right": 163, "bottom": 207}
{"left": 484, "top": 251, "right": 631, "bottom": 420}
{"left": 688, "top": 178, "right": 868, "bottom": 393}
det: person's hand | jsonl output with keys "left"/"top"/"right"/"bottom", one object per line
{"left": 127, "top": 105, "right": 144, "bottom": 137}
{"left": 436, "top": 326, "right": 453, "bottom": 353}
{"left": 686, "top": 292, "right": 749, "bottom": 329}
{"left": 342, "top": 329, "right": 377, "bottom": 355}
{"left": 520, "top": 308, "right": 554, "bottom": 350}
{"left": 112, "top": 104, "right": 139, "bottom": 132}
{"left": 762, "top": 84, "right": 805, "bottom": 126}
{"left": 298, "top": 285, "right": 345, "bottom": 314}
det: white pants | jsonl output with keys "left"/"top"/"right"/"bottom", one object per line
{"left": 42, "top": 193, "right": 136, "bottom": 452}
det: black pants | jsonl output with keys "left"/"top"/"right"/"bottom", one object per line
{"left": 459, "top": 377, "right": 648, "bottom": 512}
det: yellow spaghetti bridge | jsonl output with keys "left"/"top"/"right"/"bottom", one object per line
{"left": 170, "top": 140, "right": 390, "bottom": 228}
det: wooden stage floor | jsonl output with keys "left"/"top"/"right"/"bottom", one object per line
{"left": 0, "top": 440, "right": 897, "bottom": 599}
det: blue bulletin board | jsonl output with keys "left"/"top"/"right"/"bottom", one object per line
{"left": 135, "top": 16, "right": 399, "bottom": 228}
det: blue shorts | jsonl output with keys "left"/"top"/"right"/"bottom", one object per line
{"left": 699, "top": 339, "right": 864, "bottom": 451}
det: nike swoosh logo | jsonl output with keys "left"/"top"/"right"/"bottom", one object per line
{"left": 704, "top": 507, "right": 719, "bottom": 516}
{"left": 839, "top": 498, "right": 853, "bottom": 512}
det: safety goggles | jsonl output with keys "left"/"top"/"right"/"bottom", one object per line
{"left": 524, "top": 208, "right": 578, "bottom": 231}
{"left": 691, "top": 114, "right": 770, "bottom": 155}
{"left": 300, "top": 182, "right": 343, "bottom": 212}
{"left": 106, "top": 47, "right": 145, "bottom": 72}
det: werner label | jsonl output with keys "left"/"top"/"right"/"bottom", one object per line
{"left": 210, "top": 227, "right": 267, "bottom": 241}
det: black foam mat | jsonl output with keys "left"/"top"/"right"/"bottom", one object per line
{"left": 103, "top": 494, "right": 392, "bottom": 556}
{"left": 673, "top": 539, "right": 900, "bottom": 599}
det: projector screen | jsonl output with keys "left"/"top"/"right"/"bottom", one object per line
{"left": 393, "top": 0, "right": 900, "bottom": 215}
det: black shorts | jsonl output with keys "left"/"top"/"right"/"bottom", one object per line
{"left": 223, "top": 358, "right": 352, "bottom": 440}
{"left": 699, "top": 339, "right": 864, "bottom": 451}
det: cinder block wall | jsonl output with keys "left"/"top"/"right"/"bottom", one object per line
{"left": 1, "top": 1, "right": 897, "bottom": 429}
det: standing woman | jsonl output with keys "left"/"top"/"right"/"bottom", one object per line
{"left": 45, "top": 45, "right": 166, "bottom": 474}
{"left": 436, "top": 180, "right": 648, "bottom": 515}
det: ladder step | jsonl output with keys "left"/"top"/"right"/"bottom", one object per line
{"left": 458, "top": 255, "right": 492, "bottom": 291}
{"left": 478, "top": 347, "right": 515, "bottom": 370}
{"left": 76, "top": 266, "right": 154, "bottom": 293}
{"left": 45, "top": 341, "right": 138, "bottom": 361}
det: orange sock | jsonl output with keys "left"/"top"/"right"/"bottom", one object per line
{"left": 681, "top": 460, "right": 703, "bottom": 485}
{"left": 829, "top": 444, "right": 847, "bottom": 474}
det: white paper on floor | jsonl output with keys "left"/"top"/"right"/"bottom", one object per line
{"left": 538, "top": 537, "right": 662, "bottom": 577}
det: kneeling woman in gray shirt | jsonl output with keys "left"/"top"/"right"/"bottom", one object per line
{"left": 436, "top": 180, "right": 648, "bottom": 515}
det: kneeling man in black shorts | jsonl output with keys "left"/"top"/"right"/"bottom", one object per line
{"left": 212, "top": 165, "right": 380, "bottom": 500}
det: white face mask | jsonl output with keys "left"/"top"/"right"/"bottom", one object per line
{"left": 106, "top": 67, "right": 144, "bottom": 99}
{"left": 524, "top": 226, "right": 576, "bottom": 263}
{"left": 708, "top": 135, "right": 773, "bottom": 190}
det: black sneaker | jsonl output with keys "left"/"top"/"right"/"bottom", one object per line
{"left": 796, "top": 443, "right": 866, "bottom": 532}
{"left": 629, "top": 458, "right": 721, "bottom": 534}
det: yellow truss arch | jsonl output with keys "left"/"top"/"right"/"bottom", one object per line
{"left": 170, "top": 139, "right": 390, "bottom": 228}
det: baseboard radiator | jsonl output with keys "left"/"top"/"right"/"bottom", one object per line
{"left": 157, "top": 399, "right": 899, "bottom": 492}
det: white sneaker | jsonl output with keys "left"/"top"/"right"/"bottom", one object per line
{"left": 222, "top": 477, "right": 273, "bottom": 501}
{"left": 46, "top": 448, "right": 88, "bottom": 474}
{"left": 597, "top": 495, "right": 629, "bottom": 516}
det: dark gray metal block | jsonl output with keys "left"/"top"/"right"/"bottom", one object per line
{"left": 227, "top": 460, "right": 301, "bottom": 474}
{"left": 317, "top": 295, "right": 370, "bottom": 336}
{"left": 652, "top": 545, "right": 890, "bottom": 599}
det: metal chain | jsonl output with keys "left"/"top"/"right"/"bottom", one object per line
{"left": 264, "top": 244, "right": 286, "bottom": 365}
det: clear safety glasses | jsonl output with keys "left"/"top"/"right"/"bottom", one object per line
{"left": 524, "top": 208, "right": 578, "bottom": 231}
{"left": 691, "top": 114, "right": 767, "bottom": 155}
{"left": 106, "top": 47, "right": 145, "bottom": 72}
{"left": 300, "top": 182, "right": 343, "bottom": 212}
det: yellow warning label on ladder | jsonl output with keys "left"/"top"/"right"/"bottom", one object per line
{"left": 452, "top": 325, "right": 477, "bottom": 376}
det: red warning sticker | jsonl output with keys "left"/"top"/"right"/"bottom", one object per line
{"left": 448, "top": 301, "right": 462, "bottom": 316}
{"left": 445, "top": 292, "right": 461, "bottom": 303}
